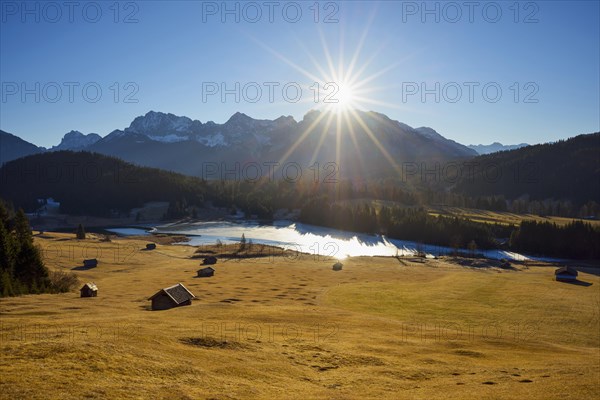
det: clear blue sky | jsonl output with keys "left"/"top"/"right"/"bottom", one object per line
{"left": 1, "top": 0, "right": 598, "bottom": 147}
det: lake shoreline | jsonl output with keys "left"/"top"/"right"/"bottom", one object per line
{"left": 35, "top": 216, "right": 590, "bottom": 265}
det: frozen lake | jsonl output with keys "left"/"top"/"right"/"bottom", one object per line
{"left": 135, "top": 220, "right": 552, "bottom": 262}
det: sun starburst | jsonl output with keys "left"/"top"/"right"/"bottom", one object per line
{"left": 248, "top": 11, "right": 415, "bottom": 195}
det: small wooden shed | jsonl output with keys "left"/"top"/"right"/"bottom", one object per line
{"left": 80, "top": 283, "right": 98, "bottom": 297}
{"left": 148, "top": 283, "right": 195, "bottom": 311}
{"left": 202, "top": 256, "right": 217, "bottom": 265}
{"left": 197, "top": 266, "right": 215, "bottom": 277}
{"left": 83, "top": 258, "right": 98, "bottom": 268}
{"left": 555, "top": 266, "right": 578, "bottom": 282}
{"left": 146, "top": 243, "right": 156, "bottom": 250}
{"left": 332, "top": 262, "right": 343, "bottom": 271}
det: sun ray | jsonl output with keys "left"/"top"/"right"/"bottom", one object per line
{"left": 249, "top": 9, "right": 410, "bottom": 186}
{"left": 348, "top": 109, "right": 404, "bottom": 178}
{"left": 318, "top": 28, "right": 340, "bottom": 83}
{"left": 275, "top": 109, "right": 331, "bottom": 170}
{"left": 334, "top": 110, "right": 343, "bottom": 199}
{"left": 351, "top": 62, "right": 401, "bottom": 92}
{"left": 249, "top": 35, "right": 324, "bottom": 85}
{"left": 293, "top": 35, "right": 334, "bottom": 85}
{"left": 344, "top": 111, "right": 368, "bottom": 179}
{"left": 308, "top": 111, "right": 337, "bottom": 167}
{"left": 345, "top": 7, "right": 379, "bottom": 81}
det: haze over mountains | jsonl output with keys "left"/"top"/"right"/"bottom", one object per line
{"left": 0, "top": 110, "right": 555, "bottom": 180}
{"left": 468, "top": 142, "right": 529, "bottom": 154}
{"left": 2, "top": 110, "right": 482, "bottom": 177}
{"left": 1, "top": 110, "right": 598, "bottom": 210}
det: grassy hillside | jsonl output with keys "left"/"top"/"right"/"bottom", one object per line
{"left": 0, "top": 233, "right": 598, "bottom": 399}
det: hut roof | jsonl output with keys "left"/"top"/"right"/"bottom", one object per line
{"left": 148, "top": 283, "right": 195, "bottom": 304}
{"left": 555, "top": 267, "right": 578, "bottom": 276}
{"left": 202, "top": 256, "right": 217, "bottom": 265}
{"left": 81, "top": 282, "right": 98, "bottom": 291}
{"left": 198, "top": 266, "right": 215, "bottom": 273}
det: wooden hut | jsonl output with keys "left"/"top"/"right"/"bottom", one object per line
{"left": 197, "top": 266, "right": 215, "bottom": 277}
{"left": 555, "top": 266, "right": 578, "bottom": 282}
{"left": 146, "top": 243, "right": 156, "bottom": 250}
{"left": 83, "top": 258, "right": 98, "bottom": 268}
{"left": 332, "top": 262, "right": 343, "bottom": 271}
{"left": 148, "top": 283, "right": 195, "bottom": 311}
{"left": 202, "top": 256, "right": 217, "bottom": 265}
{"left": 80, "top": 283, "right": 98, "bottom": 297}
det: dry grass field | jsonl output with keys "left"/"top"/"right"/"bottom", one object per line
{"left": 0, "top": 233, "right": 598, "bottom": 399}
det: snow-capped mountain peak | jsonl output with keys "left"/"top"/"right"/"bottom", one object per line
{"left": 126, "top": 111, "right": 197, "bottom": 135}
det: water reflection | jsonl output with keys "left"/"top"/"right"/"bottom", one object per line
{"left": 149, "top": 220, "right": 550, "bottom": 262}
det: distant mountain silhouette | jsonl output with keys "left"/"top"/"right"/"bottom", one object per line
{"left": 0, "top": 130, "right": 43, "bottom": 165}
{"left": 468, "top": 142, "right": 529, "bottom": 155}
{"left": 51, "top": 130, "right": 101, "bottom": 151}
{"left": 1, "top": 109, "right": 478, "bottom": 179}
{"left": 82, "top": 109, "right": 477, "bottom": 179}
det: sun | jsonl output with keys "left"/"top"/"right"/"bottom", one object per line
{"left": 249, "top": 15, "right": 411, "bottom": 182}
{"left": 329, "top": 81, "right": 357, "bottom": 113}
{"left": 308, "top": 77, "right": 359, "bottom": 114}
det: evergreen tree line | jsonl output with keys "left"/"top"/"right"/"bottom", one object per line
{"left": 299, "top": 201, "right": 508, "bottom": 250}
{"left": 208, "top": 177, "right": 598, "bottom": 220}
{"left": 453, "top": 133, "right": 600, "bottom": 208}
{"left": 299, "top": 199, "right": 600, "bottom": 259}
{"left": 0, "top": 202, "right": 50, "bottom": 296}
{"left": 0, "top": 151, "right": 208, "bottom": 216}
{"left": 2, "top": 151, "right": 598, "bottom": 221}
{"left": 510, "top": 220, "right": 600, "bottom": 259}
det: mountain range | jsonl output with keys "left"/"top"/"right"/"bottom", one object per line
{"left": 50, "top": 130, "right": 102, "bottom": 151}
{"left": 468, "top": 142, "right": 529, "bottom": 154}
{"left": 1, "top": 110, "right": 598, "bottom": 206}
{"left": 1, "top": 110, "right": 489, "bottom": 178}
{"left": 0, "top": 130, "right": 44, "bottom": 164}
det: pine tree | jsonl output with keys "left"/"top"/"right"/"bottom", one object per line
{"left": 14, "top": 228, "right": 48, "bottom": 292}
{"left": 240, "top": 233, "right": 246, "bottom": 251}
{"left": 0, "top": 210, "right": 17, "bottom": 296}
{"left": 14, "top": 209, "right": 31, "bottom": 253}
{"left": 76, "top": 223, "right": 86, "bottom": 240}
{"left": 0, "top": 217, "right": 16, "bottom": 274}
{"left": 0, "top": 269, "right": 15, "bottom": 297}
{"left": 0, "top": 201, "right": 9, "bottom": 224}
{"left": 1, "top": 207, "right": 50, "bottom": 296}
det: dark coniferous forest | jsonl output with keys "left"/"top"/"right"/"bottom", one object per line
{"left": 1, "top": 140, "right": 599, "bottom": 262}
